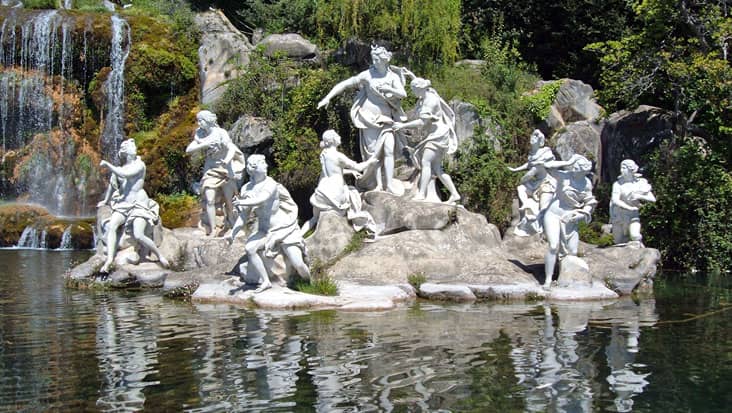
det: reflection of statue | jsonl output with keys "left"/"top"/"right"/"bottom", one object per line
{"left": 300, "top": 130, "right": 380, "bottom": 236}
{"left": 97, "top": 139, "right": 169, "bottom": 273}
{"left": 610, "top": 159, "right": 656, "bottom": 246}
{"left": 508, "top": 129, "right": 556, "bottom": 236}
{"left": 542, "top": 155, "right": 597, "bottom": 288}
{"left": 228, "top": 155, "right": 310, "bottom": 293}
{"left": 186, "top": 110, "right": 245, "bottom": 236}
{"left": 393, "top": 77, "right": 461, "bottom": 204}
{"left": 318, "top": 45, "right": 410, "bottom": 194}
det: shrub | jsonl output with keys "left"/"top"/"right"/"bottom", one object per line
{"left": 156, "top": 192, "right": 198, "bottom": 228}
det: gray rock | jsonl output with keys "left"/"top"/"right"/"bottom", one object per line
{"left": 454, "top": 59, "right": 486, "bottom": 68}
{"left": 259, "top": 33, "right": 319, "bottom": 60}
{"left": 304, "top": 211, "right": 356, "bottom": 265}
{"left": 362, "top": 192, "right": 466, "bottom": 234}
{"left": 600, "top": 105, "right": 679, "bottom": 183}
{"left": 557, "top": 256, "right": 592, "bottom": 288}
{"left": 583, "top": 245, "right": 661, "bottom": 295}
{"left": 539, "top": 79, "right": 604, "bottom": 136}
{"left": 333, "top": 38, "right": 377, "bottom": 68}
{"left": 195, "top": 10, "right": 253, "bottom": 105}
{"left": 449, "top": 100, "right": 501, "bottom": 154}
{"left": 102, "top": 0, "right": 115, "bottom": 12}
{"left": 228, "top": 114, "right": 274, "bottom": 151}
{"left": 419, "top": 283, "right": 476, "bottom": 301}
{"left": 554, "top": 120, "right": 602, "bottom": 180}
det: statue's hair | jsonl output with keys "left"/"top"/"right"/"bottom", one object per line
{"left": 119, "top": 139, "right": 137, "bottom": 156}
{"left": 410, "top": 77, "right": 432, "bottom": 90}
{"left": 321, "top": 129, "right": 341, "bottom": 148}
{"left": 370, "top": 45, "right": 392, "bottom": 62}
{"left": 196, "top": 110, "right": 218, "bottom": 126}
{"left": 247, "top": 154, "right": 266, "bottom": 167}
{"left": 531, "top": 129, "right": 545, "bottom": 144}
{"left": 621, "top": 159, "right": 639, "bottom": 173}
{"left": 572, "top": 155, "right": 593, "bottom": 173}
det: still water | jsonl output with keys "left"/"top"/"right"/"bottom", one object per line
{"left": 1, "top": 249, "right": 731, "bottom": 412}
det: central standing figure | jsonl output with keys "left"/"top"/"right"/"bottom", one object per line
{"left": 318, "top": 45, "right": 409, "bottom": 194}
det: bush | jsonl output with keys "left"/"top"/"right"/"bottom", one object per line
{"left": 156, "top": 192, "right": 199, "bottom": 228}
{"left": 644, "top": 139, "right": 732, "bottom": 273}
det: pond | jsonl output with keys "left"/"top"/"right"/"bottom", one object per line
{"left": 1, "top": 249, "right": 730, "bottom": 412}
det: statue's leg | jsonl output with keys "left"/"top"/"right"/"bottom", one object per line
{"left": 283, "top": 244, "right": 311, "bottom": 280}
{"left": 612, "top": 220, "right": 627, "bottom": 244}
{"left": 415, "top": 149, "right": 435, "bottom": 200}
{"left": 629, "top": 221, "right": 643, "bottom": 243}
{"left": 433, "top": 156, "right": 460, "bottom": 203}
{"left": 543, "top": 214, "right": 561, "bottom": 288}
{"left": 101, "top": 212, "right": 126, "bottom": 273}
{"left": 203, "top": 187, "right": 217, "bottom": 236}
{"left": 300, "top": 207, "right": 320, "bottom": 237}
{"left": 221, "top": 181, "right": 237, "bottom": 229}
{"left": 245, "top": 233, "right": 270, "bottom": 292}
{"left": 132, "top": 218, "right": 169, "bottom": 267}
{"left": 565, "top": 221, "right": 580, "bottom": 256}
{"left": 382, "top": 132, "right": 397, "bottom": 193}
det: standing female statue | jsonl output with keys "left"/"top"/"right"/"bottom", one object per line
{"left": 392, "top": 77, "right": 461, "bottom": 204}
{"left": 508, "top": 129, "right": 557, "bottom": 235}
{"left": 610, "top": 159, "right": 656, "bottom": 246}
{"left": 542, "top": 154, "right": 597, "bottom": 288}
{"left": 300, "top": 130, "right": 379, "bottom": 236}
{"left": 186, "top": 110, "right": 245, "bottom": 236}
{"left": 317, "top": 45, "right": 410, "bottom": 194}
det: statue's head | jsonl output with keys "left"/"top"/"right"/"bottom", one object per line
{"left": 196, "top": 110, "right": 218, "bottom": 127}
{"left": 620, "top": 159, "right": 639, "bottom": 176}
{"left": 321, "top": 129, "right": 342, "bottom": 148}
{"left": 370, "top": 45, "right": 392, "bottom": 65}
{"left": 410, "top": 77, "right": 431, "bottom": 94}
{"left": 571, "top": 155, "right": 593, "bottom": 173}
{"left": 119, "top": 139, "right": 137, "bottom": 158}
{"left": 246, "top": 154, "right": 267, "bottom": 175}
{"left": 530, "top": 129, "right": 545, "bottom": 146}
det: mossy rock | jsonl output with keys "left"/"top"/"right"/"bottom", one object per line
{"left": 0, "top": 204, "right": 50, "bottom": 246}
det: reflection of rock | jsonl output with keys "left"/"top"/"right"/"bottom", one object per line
{"left": 195, "top": 10, "right": 253, "bottom": 105}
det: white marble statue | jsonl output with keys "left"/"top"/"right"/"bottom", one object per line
{"left": 300, "top": 130, "right": 381, "bottom": 236}
{"left": 392, "top": 77, "right": 461, "bottom": 204}
{"left": 186, "top": 110, "right": 246, "bottom": 236}
{"left": 610, "top": 159, "right": 656, "bottom": 246}
{"left": 508, "top": 129, "right": 557, "bottom": 236}
{"left": 97, "top": 139, "right": 169, "bottom": 273}
{"left": 542, "top": 154, "right": 597, "bottom": 288}
{"left": 228, "top": 154, "right": 311, "bottom": 293}
{"left": 317, "top": 45, "right": 412, "bottom": 194}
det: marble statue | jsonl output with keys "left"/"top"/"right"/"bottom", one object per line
{"left": 186, "top": 110, "right": 246, "bottom": 236}
{"left": 300, "top": 130, "right": 381, "bottom": 236}
{"left": 508, "top": 129, "right": 557, "bottom": 236}
{"left": 228, "top": 154, "right": 311, "bottom": 293}
{"left": 610, "top": 159, "right": 656, "bottom": 246}
{"left": 542, "top": 154, "right": 597, "bottom": 288}
{"left": 97, "top": 139, "right": 169, "bottom": 273}
{"left": 392, "top": 77, "right": 461, "bottom": 204}
{"left": 317, "top": 45, "right": 412, "bottom": 194}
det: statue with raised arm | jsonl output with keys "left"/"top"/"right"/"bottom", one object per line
{"left": 317, "top": 45, "right": 411, "bottom": 194}
{"left": 393, "top": 77, "right": 461, "bottom": 204}
{"left": 610, "top": 159, "right": 656, "bottom": 246}
{"left": 300, "top": 130, "right": 380, "bottom": 236}
{"left": 186, "top": 110, "right": 245, "bottom": 236}
{"left": 508, "top": 129, "right": 557, "bottom": 236}
{"left": 228, "top": 155, "right": 311, "bottom": 293}
{"left": 97, "top": 139, "right": 169, "bottom": 273}
{"left": 542, "top": 154, "right": 597, "bottom": 288}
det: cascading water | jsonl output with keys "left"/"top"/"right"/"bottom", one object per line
{"left": 16, "top": 226, "right": 39, "bottom": 248}
{"left": 101, "top": 15, "right": 131, "bottom": 163}
{"left": 59, "top": 225, "right": 72, "bottom": 249}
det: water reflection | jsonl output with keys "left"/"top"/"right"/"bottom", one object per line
{"left": 6, "top": 250, "right": 732, "bottom": 411}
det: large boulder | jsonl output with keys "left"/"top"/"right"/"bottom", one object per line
{"left": 195, "top": 10, "right": 253, "bottom": 105}
{"left": 259, "top": 33, "right": 319, "bottom": 60}
{"left": 600, "top": 105, "right": 680, "bottom": 183}
{"left": 304, "top": 211, "right": 356, "bottom": 264}
{"left": 541, "top": 79, "right": 603, "bottom": 136}
{"left": 553, "top": 120, "right": 603, "bottom": 181}
{"left": 228, "top": 114, "right": 274, "bottom": 152}
{"left": 450, "top": 100, "right": 501, "bottom": 153}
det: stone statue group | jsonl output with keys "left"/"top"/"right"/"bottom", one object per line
{"left": 96, "top": 45, "right": 656, "bottom": 293}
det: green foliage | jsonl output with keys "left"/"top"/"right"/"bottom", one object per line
{"left": 343, "top": 229, "right": 369, "bottom": 254}
{"left": 407, "top": 272, "right": 427, "bottom": 290}
{"left": 644, "top": 139, "right": 732, "bottom": 273}
{"left": 156, "top": 192, "right": 199, "bottom": 228}
{"left": 578, "top": 221, "right": 614, "bottom": 247}
{"left": 232, "top": 0, "right": 317, "bottom": 35}
{"left": 522, "top": 80, "right": 562, "bottom": 121}
{"left": 294, "top": 275, "right": 339, "bottom": 296}
{"left": 23, "top": 0, "right": 57, "bottom": 8}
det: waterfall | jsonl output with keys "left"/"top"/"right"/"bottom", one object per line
{"left": 59, "top": 225, "right": 73, "bottom": 249}
{"left": 39, "top": 229, "right": 48, "bottom": 249}
{"left": 17, "top": 226, "right": 39, "bottom": 248}
{"left": 101, "top": 15, "right": 131, "bottom": 163}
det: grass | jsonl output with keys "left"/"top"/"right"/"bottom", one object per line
{"left": 407, "top": 272, "right": 427, "bottom": 290}
{"left": 293, "top": 276, "right": 339, "bottom": 296}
